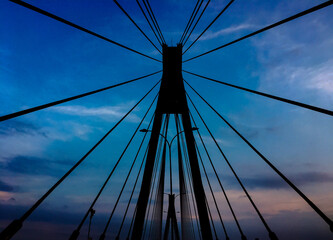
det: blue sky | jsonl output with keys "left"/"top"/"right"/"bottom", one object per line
{"left": 1, "top": 0, "right": 333, "bottom": 239}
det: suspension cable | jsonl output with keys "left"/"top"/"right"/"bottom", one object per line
{"left": 182, "top": 0, "right": 211, "bottom": 47}
{"left": 10, "top": 0, "right": 161, "bottom": 62}
{"left": 144, "top": 0, "right": 166, "bottom": 44}
{"left": 147, "top": 143, "right": 166, "bottom": 239}
{"left": 184, "top": 0, "right": 333, "bottom": 61}
{"left": 116, "top": 113, "right": 155, "bottom": 238}
{"left": 142, "top": 115, "right": 168, "bottom": 239}
{"left": 204, "top": 194, "right": 219, "bottom": 240}
{"left": 116, "top": 141, "right": 149, "bottom": 239}
{"left": 186, "top": 91, "right": 278, "bottom": 240}
{"left": 113, "top": 0, "right": 162, "bottom": 54}
{"left": 69, "top": 93, "right": 158, "bottom": 240}
{"left": 174, "top": 114, "right": 196, "bottom": 240}
{"left": 175, "top": 115, "right": 196, "bottom": 239}
{"left": 0, "top": 71, "right": 161, "bottom": 122}
{"left": 143, "top": 144, "right": 162, "bottom": 239}
{"left": 179, "top": 0, "right": 201, "bottom": 44}
{"left": 189, "top": 111, "right": 247, "bottom": 239}
{"left": 181, "top": 0, "right": 204, "bottom": 45}
{"left": 195, "top": 139, "right": 229, "bottom": 239}
{"left": 149, "top": 114, "right": 169, "bottom": 239}
{"left": 129, "top": 125, "right": 163, "bottom": 240}
{"left": 98, "top": 95, "right": 158, "bottom": 240}
{"left": 145, "top": 120, "right": 168, "bottom": 239}
{"left": 136, "top": 0, "right": 163, "bottom": 46}
{"left": 185, "top": 80, "right": 333, "bottom": 232}
{"left": 141, "top": 0, "right": 165, "bottom": 45}
{"left": 167, "top": 115, "right": 172, "bottom": 195}
{"left": 184, "top": 114, "right": 219, "bottom": 240}
{"left": 183, "top": 0, "right": 235, "bottom": 55}
{"left": 178, "top": 120, "right": 203, "bottom": 240}
{"left": 142, "top": 0, "right": 164, "bottom": 44}
{"left": 127, "top": 208, "right": 138, "bottom": 240}
{"left": 183, "top": 70, "right": 333, "bottom": 117}
{"left": 0, "top": 81, "right": 160, "bottom": 240}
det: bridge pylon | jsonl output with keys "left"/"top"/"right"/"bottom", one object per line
{"left": 131, "top": 45, "right": 213, "bottom": 240}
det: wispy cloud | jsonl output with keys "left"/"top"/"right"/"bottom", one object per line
{"left": 240, "top": 171, "right": 333, "bottom": 190}
{"left": 260, "top": 60, "right": 333, "bottom": 94}
{"left": 0, "top": 121, "right": 48, "bottom": 163}
{"left": 304, "top": 63, "right": 333, "bottom": 93}
{"left": 251, "top": 15, "right": 333, "bottom": 105}
{"left": 200, "top": 134, "right": 232, "bottom": 146}
{"left": 211, "top": 171, "right": 333, "bottom": 192}
{"left": 51, "top": 104, "right": 141, "bottom": 122}
{"left": 198, "top": 23, "right": 259, "bottom": 41}
{"left": 0, "top": 119, "right": 94, "bottom": 163}
{"left": 52, "top": 105, "right": 125, "bottom": 117}
{"left": 43, "top": 121, "right": 94, "bottom": 141}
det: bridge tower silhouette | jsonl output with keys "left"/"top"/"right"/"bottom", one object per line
{"left": 1, "top": 0, "right": 333, "bottom": 240}
{"left": 132, "top": 45, "right": 212, "bottom": 239}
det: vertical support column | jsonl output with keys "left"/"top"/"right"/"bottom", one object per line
{"left": 181, "top": 112, "right": 213, "bottom": 240}
{"left": 132, "top": 111, "right": 163, "bottom": 240}
{"left": 151, "top": 120, "right": 169, "bottom": 239}
{"left": 176, "top": 114, "right": 193, "bottom": 239}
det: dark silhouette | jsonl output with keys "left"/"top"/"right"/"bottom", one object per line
{"left": 132, "top": 45, "right": 213, "bottom": 240}
{"left": 1, "top": 1, "right": 333, "bottom": 239}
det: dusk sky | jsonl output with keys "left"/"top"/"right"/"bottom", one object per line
{"left": 1, "top": 0, "right": 333, "bottom": 239}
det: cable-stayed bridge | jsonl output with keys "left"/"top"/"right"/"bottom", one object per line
{"left": 1, "top": 0, "right": 333, "bottom": 239}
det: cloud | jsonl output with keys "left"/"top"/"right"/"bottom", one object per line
{"left": 42, "top": 121, "right": 94, "bottom": 141}
{"left": 0, "top": 191, "right": 15, "bottom": 202}
{"left": 258, "top": 60, "right": 333, "bottom": 97}
{"left": 221, "top": 171, "right": 333, "bottom": 190}
{"left": 52, "top": 105, "right": 124, "bottom": 117}
{"left": 0, "top": 180, "right": 14, "bottom": 192}
{"left": 293, "top": 171, "right": 333, "bottom": 185}
{"left": 303, "top": 63, "right": 333, "bottom": 93}
{"left": 50, "top": 104, "right": 141, "bottom": 122}
{"left": 206, "top": 186, "right": 333, "bottom": 222}
{"left": 251, "top": 12, "right": 333, "bottom": 105}
{"left": 0, "top": 119, "right": 95, "bottom": 164}
{"left": 0, "top": 120, "right": 40, "bottom": 135}
{"left": 0, "top": 120, "right": 48, "bottom": 163}
{"left": 199, "top": 23, "right": 259, "bottom": 41}
{"left": 200, "top": 135, "right": 232, "bottom": 146}
{"left": 0, "top": 156, "right": 63, "bottom": 177}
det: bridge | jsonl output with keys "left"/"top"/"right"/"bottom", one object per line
{"left": 1, "top": 0, "right": 333, "bottom": 239}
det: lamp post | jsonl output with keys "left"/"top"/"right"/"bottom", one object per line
{"left": 140, "top": 127, "right": 198, "bottom": 239}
